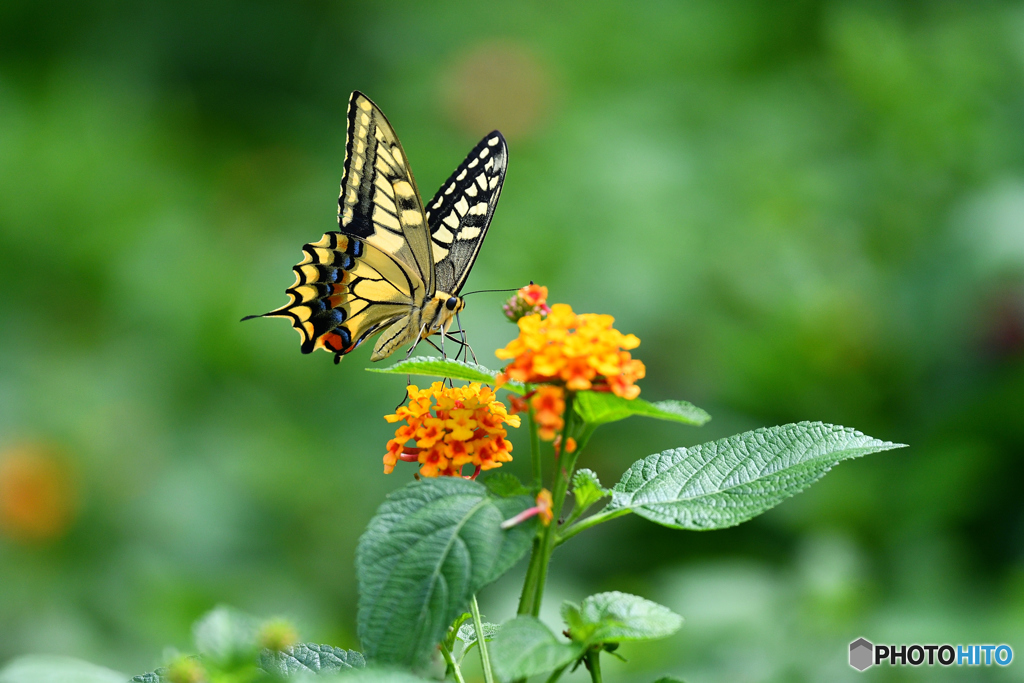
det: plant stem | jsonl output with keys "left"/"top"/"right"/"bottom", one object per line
{"left": 469, "top": 594, "right": 494, "bottom": 683}
{"left": 584, "top": 650, "right": 603, "bottom": 683}
{"left": 545, "top": 663, "right": 570, "bottom": 683}
{"left": 517, "top": 534, "right": 543, "bottom": 614}
{"left": 528, "top": 391, "right": 578, "bottom": 616}
{"left": 516, "top": 401, "right": 546, "bottom": 615}
{"left": 439, "top": 641, "right": 466, "bottom": 683}
{"left": 556, "top": 508, "right": 632, "bottom": 546}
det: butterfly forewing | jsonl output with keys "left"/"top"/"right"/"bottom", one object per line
{"left": 424, "top": 131, "right": 507, "bottom": 295}
{"left": 337, "top": 91, "right": 435, "bottom": 295}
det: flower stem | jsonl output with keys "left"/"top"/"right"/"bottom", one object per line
{"left": 439, "top": 641, "right": 466, "bottom": 683}
{"left": 584, "top": 649, "right": 603, "bottom": 683}
{"left": 470, "top": 594, "right": 494, "bottom": 683}
{"left": 528, "top": 392, "right": 578, "bottom": 616}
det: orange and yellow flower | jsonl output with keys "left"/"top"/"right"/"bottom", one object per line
{"left": 383, "top": 382, "right": 521, "bottom": 477}
{"left": 496, "top": 303, "right": 646, "bottom": 399}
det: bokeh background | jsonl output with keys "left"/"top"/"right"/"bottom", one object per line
{"left": 1, "top": 1, "right": 1023, "bottom": 681}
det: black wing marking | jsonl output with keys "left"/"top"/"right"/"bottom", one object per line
{"left": 424, "top": 131, "right": 507, "bottom": 295}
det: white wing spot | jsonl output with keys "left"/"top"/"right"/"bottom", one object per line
{"left": 479, "top": 147, "right": 490, "bottom": 158}
{"left": 475, "top": 175, "right": 487, "bottom": 191}
{"left": 485, "top": 158, "right": 494, "bottom": 170}
{"left": 457, "top": 170, "right": 467, "bottom": 181}
{"left": 444, "top": 183, "right": 455, "bottom": 195}
{"left": 468, "top": 158, "right": 479, "bottom": 168}
{"left": 465, "top": 184, "right": 478, "bottom": 197}
{"left": 489, "top": 176, "right": 499, "bottom": 189}
{"left": 433, "top": 199, "right": 443, "bottom": 208}
{"left": 443, "top": 213, "right": 459, "bottom": 229}
{"left": 488, "top": 136, "right": 499, "bottom": 146}
{"left": 469, "top": 202, "right": 487, "bottom": 216}
{"left": 461, "top": 226, "right": 481, "bottom": 239}
{"left": 454, "top": 197, "right": 469, "bottom": 216}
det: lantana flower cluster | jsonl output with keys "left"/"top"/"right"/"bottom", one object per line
{"left": 503, "top": 284, "right": 551, "bottom": 322}
{"left": 496, "top": 303, "right": 646, "bottom": 400}
{"left": 383, "top": 382, "right": 520, "bottom": 477}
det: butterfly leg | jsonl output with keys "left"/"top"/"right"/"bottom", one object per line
{"left": 444, "top": 333, "right": 468, "bottom": 362}
{"left": 454, "top": 312, "right": 478, "bottom": 364}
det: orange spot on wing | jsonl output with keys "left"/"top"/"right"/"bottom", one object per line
{"left": 323, "top": 333, "right": 344, "bottom": 351}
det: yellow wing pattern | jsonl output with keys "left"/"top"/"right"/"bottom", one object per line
{"left": 247, "top": 231, "right": 423, "bottom": 358}
{"left": 338, "top": 92, "right": 435, "bottom": 296}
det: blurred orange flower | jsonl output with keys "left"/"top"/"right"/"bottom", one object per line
{"left": 0, "top": 444, "right": 76, "bottom": 542}
{"left": 496, "top": 303, "right": 646, "bottom": 399}
{"left": 531, "top": 386, "right": 565, "bottom": 441}
{"left": 384, "top": 382, "right": 521, "bottom": 477}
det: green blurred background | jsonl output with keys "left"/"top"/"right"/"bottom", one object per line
{"left": 1, "top": 1, "right": 1022, "bottom": 681}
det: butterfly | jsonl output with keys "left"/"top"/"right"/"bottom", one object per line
{"left": 245, "top": 91, "right": 507, "bottom": 364}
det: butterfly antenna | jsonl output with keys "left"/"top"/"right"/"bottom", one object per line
{"left": 461, "top": 287, "right": 521, "bottom": 297}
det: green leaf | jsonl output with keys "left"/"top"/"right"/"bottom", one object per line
{"left": 356, "top": 478, "right": 536, "bottom": 668}
{"left": 0, "top": 656, "right": 126, "bottom": 683}
{"left": 561, "top": 592, "right": 682, "bottom": 645}
{"left": 607, "top": 422, "right": 906, "bottom": 530}
{"left": 367, "top": 356, "right": 523, "bottom": 390}
{"left": 482, "top": 471, "right": 531, "bottom": 498}
{"left": 455, "top": 621, "right": 500, "bottom": 656}
{"left": 574, "top": 391, "right": 710, "bottom": 427}
{"left": 192, "top": 605, "right": 259, "bottom": 667}
{"left": 260, "top": 643, "right": 366, "bottom": 676}
{"left": 651, "top": 678, "right": 688, "bottom": 683}
{"left": 570, "top": 469, "right": 608, "bottom": 513}
{"left": 489, "top": 617, "right": 583, "bottom": 682}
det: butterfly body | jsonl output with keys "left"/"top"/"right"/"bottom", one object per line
{"left": 247, "top": 92, "right": 505, "bottom": 362}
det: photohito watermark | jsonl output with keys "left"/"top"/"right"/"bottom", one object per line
{"left": 849, "top": 638, "right": 1013, "bottom": 671}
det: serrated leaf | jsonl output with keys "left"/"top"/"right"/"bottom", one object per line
{"left": 574, "top": 392, "right": 710, "bottom": 427}
{"left": 608, "top": 422, "right": 905, "bottom": 530}
{"left": 356, "top": 478, "right": 536, "bottom": 668}
{"left": 482, "top": 471, "right": 531, "bottom": 498}
{"left": 260, "top": 643, "right": 365, "bottom": 676}
{"left": 455, "top": 621, "right": 500, "bottom": 656}
{"left": 570, "top": 469, "right": 608, "bottom": 512}
{"left": 367, "top": 356, "right": 523, "bottom": 390}
{"left": 489, "top": 617, "right": 583, "bottom": 682}
{"left": 130, "top": 673, "right": 163, "bottom": 683}
{"left": 0, "top": 656, "right": 126, "bottom": 683}
{"left": 193, "top": 605, "right": 260, "bottom": 666}
{"left": 561, "top": 592, "right": 682, "bottom": 645}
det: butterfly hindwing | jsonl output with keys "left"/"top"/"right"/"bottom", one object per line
{"left": 337, "top": 91, "right": 435, "bottom": 295}
{"left": 257, "top": 231, "right": 422, "bottom": 356}
{"left": 424, "top": 131, "right": 507, "bottom": 295}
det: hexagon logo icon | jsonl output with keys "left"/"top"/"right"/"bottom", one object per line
{"left": 849, "top": 638, "right": 874, "bottom": 671}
